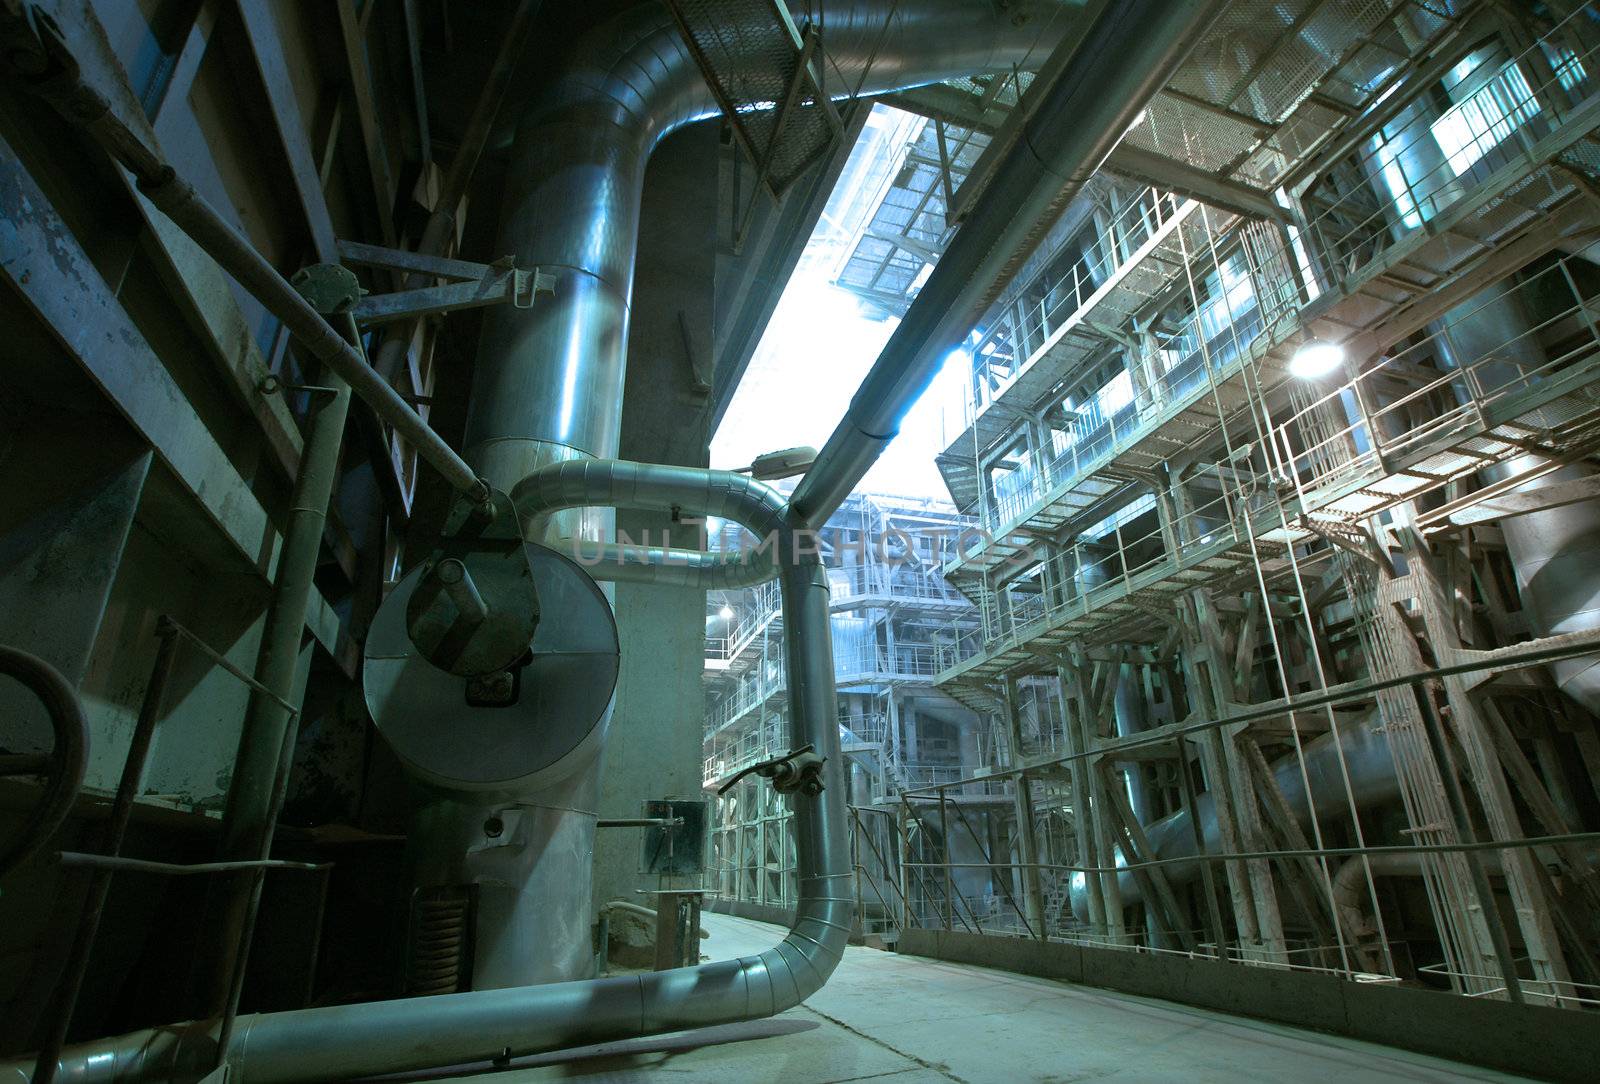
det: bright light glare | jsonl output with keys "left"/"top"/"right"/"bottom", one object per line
{"left": 718, "top": 605, "right": 735, "bottom": 620}
{"left": 1289, "top": 341, "right": 1345, "bottom": 379}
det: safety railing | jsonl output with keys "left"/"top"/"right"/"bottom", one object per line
{"left": 971, "top": 231, "right": 1301, "bottom": 538}
{"left": 900, "top": 622, "right": 1600, "bottom": 1010}
{"left": 940, "top": 474, "right": 1283, "bottom": 670}
{"left": 703, "top": 578, "right": 782, "bottom": 666}
{"left": 828, "top": 562, "right": 967, "bottom": 605}
{"left": 1301, "top": 9, "right": 1599, "bottom": 282}
{"left": 964, "top": 185, "right": 1186, "bottom": 420}
{"left": 1270, "top": 254, "right": 1600, "bottom": 520}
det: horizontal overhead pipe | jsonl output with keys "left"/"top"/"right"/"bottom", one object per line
{"left": 789, "top": 0, "right": 1228, "bottom": 526}
{"left": 14, "top": 461, "right": 845, "bottom": 1083}
{"left": 575, "top": 541, "right": 779, "bottom": 588}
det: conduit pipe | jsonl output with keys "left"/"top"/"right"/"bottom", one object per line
{"left": 1070, "top": 712, "right": 1397, "bottom": 920}
{"left": 466, "top": 0, "right": 1086, "bottom": 515}
{"left": 789, "top": 0, "right": 1229, "bottom": 526}
{"left": 449, "top": 0, "right": 1086, "bottom": 988}
{"left": 14, "top": 460, "right": 845, "bottom": 1083}
{"left": 575, "top": 540, "right": 778, "bottom": 588}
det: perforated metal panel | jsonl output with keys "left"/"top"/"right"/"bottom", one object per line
{"left": 664, "top": 0, "right": 840, "bottom": 192}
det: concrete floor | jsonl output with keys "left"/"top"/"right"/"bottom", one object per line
{"left": 421, "top": 914, "right": 1530, "bottom": 1084}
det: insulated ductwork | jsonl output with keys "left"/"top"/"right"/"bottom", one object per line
{"left": 466, "top": 0, "right": 1084, "bottom": 510}
{"left": 408, "top": 0, "right": 1085, "bottom": 993}
{"left": 578, "top": 540, "right": 778, "bottom": 588}
{"left": 12, "top": 2, "right": 1242, "bottom": 1077}
{"left": 1070, "top": 712, "right": 1397, "bottom": 921}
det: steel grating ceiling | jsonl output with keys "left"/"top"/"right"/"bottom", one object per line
{"left": 664, "top": 0, "right": 840, "bottom": 193}
{"left": 836, "top": 117, "right": 991, "bottom": 312}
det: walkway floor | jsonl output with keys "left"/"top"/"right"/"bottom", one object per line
{"left": 427, "top": 913, "right": 1528, "bottom": 1084}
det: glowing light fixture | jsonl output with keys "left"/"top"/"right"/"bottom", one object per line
{"left": 1289, "top": 340, "right": 1344, "bottom": 379}
{"left": 718, "top": 605, "right": 735, "bottom": 620}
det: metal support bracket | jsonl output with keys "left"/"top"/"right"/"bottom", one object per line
{"left": 336, "top": 239, "right": 555, "bottom": 325}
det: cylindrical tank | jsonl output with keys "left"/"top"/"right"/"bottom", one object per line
{"left": 365, "top": 542, "right": 620, "bottom": 988}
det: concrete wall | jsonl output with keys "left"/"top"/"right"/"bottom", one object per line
{"left": 899, "top": 927, "right": 1600, "bottom": 1082}
{"left": 592, "top": 121, "right": 722, "bottom": 915}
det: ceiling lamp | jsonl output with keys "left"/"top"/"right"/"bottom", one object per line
{"left": 1289, "top": 340, "right": 1345, "bottom": 379}
{"left": 718, "top": 605, "right": 735, "bottom": 620}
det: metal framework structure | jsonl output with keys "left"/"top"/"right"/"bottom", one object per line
{"left": 702, "top": 491, "right": 1012, "bottom": 925}
{"left": 896, "top": 0, "right": 1600, "bottom": 1005}
{"left": 834, "top": 111, "right": 992, "bottom": 315}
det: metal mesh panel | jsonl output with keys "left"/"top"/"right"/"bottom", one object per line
{"left": 836, "top": 119, "right": 991, "bottom": 314}
{"left": 1169, "top": 0, "right": 1394, "bottom": 124}
{"left": 1126, "top": 93, "right": 1260, "bottom": 175}
{"left": 1124, "top": 0, "right": 1458, "bottom": 193}
{"left": 666, "top": 0, "right": 838, "bottom": 191}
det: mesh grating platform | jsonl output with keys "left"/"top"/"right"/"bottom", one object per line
{"left": 664, "top": 0, "right": 841, "bottom": 194}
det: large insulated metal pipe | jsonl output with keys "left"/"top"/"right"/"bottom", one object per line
{"left": 435, "top": 0, "right": 1086, "bottom": 993}
{"left": 12, "top": 462, "right": 844, "bottom": 1083}
{"left": 1070, "top": 711, "right": 1396, "bottom": 920}
{"left": 577, "top": 540, "right": 778, "bottom": 588}
{"left": 789, "top": 0, "right": 1229, "bottom": 526}
{"left": 465, "top": 0, "right": 1084, "bottom": 508}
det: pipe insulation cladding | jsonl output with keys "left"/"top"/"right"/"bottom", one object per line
{"left": 5, "top": 462, "right": 847, "bottom": 1083}
{"left": 1069, "top": 712, "right": 1397, "bottom": 921}
{"left": 386, "top": 0, "right": 1089, "bottom": 995}
{"left": 6, "top": 1, "right": 1241, "bottom": 1078}
{"left": 463, "top": 0, "right": 1088, "bottom": 510}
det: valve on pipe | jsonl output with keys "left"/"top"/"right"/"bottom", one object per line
{"left": 717, "top": 743, "right": 827, "bottom": 796}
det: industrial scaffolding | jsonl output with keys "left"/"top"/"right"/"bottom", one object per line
{"left": 908, "top": 0, "right": 1600, "bottom": 1006}
{"left": 702, "top": 491, "right": 1014, "bottom": 928}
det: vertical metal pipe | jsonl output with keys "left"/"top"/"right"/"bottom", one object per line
{"left": 199, "top": 298, "right": 354, "bottom": 1013}
{"left": 1002, "top": 679, "right": 1046, "bottom": 936}
{"left": 1407, "top": 684, "right": 1525, "bottom": 1004}
{"left": 1176, "top": 736, "right": 1229, "bottom": 960}
{"left": 939, "top": 789, "right": 954, "bottom": 930}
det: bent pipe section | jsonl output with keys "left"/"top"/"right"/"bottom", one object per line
{"left": 0, "top": 646, "right": 87, "bottom": 880}
{"left": 11, "top": 461, "right": 845, "bottom": 1083}
{"left": 466, "top": 0, "right": 1080, "bottom": 480}
{"left": 1070, "top": 711, "right": 1397, "bottom": 921}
